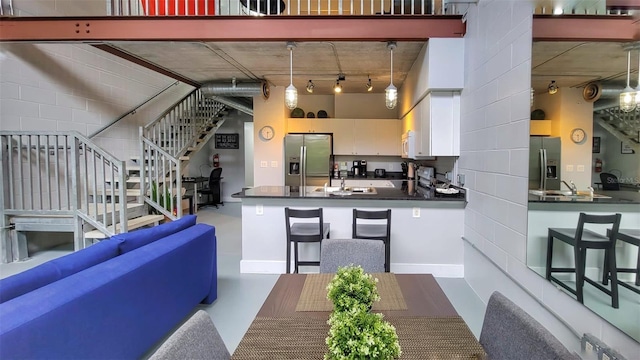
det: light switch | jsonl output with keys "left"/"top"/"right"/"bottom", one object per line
{"left": 577, "top": 165, "right": 585, "bottom": 172}
{"left": 412, "top": 208, "right": 420, "bottom": 218}
{"left": 271, "top": 161, "right": 278, "bottom": 168}
{"left": 566, "top": 165, "right": 574, "bottom": 172}
{"left": 256, "top": 205, "right": 263, "bottom": 215}
{"left": 260, "top": 161, "right": 268, "bottom": 168}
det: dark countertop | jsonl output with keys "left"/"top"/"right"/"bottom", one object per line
{"left": 528, "top": 189, "right": 640, "bottom": 204}
{"left": 232, "top": 184, "right": 466, "bottom": 202}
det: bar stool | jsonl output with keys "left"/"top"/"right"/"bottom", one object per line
{"left": 352, "top": 209, "right": 391, "bottom": 272}
{"left": 604, "top": 228, "right": 640, "bottom": 295}
{"left": 546, "top": 213, "right": 621, "bottom": 308}
{"left": 284, "top": 207, "right": 330, "bottom": 274}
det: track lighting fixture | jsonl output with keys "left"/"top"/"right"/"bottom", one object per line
{"left": 620, "top": 50, "right": 636, "bottom": 112}
{"left": 385, "top": 42, "right": 397, "bottom": 109}
{"left": 366, "top": 77, "right": 373, "bottom": 92}
{"left": 306, "top": 80, "right": 315, "bottom": 93}
{"left": 285, "top": 42, "right": 298, "bottom": 110}
{"left": 547, "top": 80, "right": 558, "bottom": 95}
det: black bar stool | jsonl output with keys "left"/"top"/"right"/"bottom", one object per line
{"left": 284, "top": 207, "right": 330, "bottom": 274}
{"left": 546, "top": 212, "right": 621, "bottom": 308}
{"left": 352, "top": 209, "right": 391, "bottom": 272}
{"left": 605, "top": 228, "right": 640, "bottom": 295}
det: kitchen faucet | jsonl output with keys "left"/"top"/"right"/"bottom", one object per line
{"left": 340, "top": 177, "right": 345, "bottom": 191}
{"left": 561, "top": 180, "right": 578, "bottom": 195}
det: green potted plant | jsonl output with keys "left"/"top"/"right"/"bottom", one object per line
{"left": 325, "top": 305, "right": 401, "bottom": 360}
{"left": 326, "top": 265, "right": 380, "bottom": 313}
{"left": 150, "top": 181, "right": 176, "bottom": 218}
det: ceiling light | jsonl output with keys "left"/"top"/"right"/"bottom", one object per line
{"left": 334, "top": 79, "right": 342, "bottom": 93}
{"left": 285, "top": 42, "right": 298, "bottom": 110}
{"left": 547, "top": 80, "right": 558, "bottom": 95}
{"left": 385, "top": 42, "right": 398, "bottom": 109}
{"left": 620, "top": 50, "right": 636, "bottom": 112}
{"left": 366, "top": 77, "right": 373, "bottom": 92}
{"left": 306, "top": 80, "right": 314, "bottom": 93}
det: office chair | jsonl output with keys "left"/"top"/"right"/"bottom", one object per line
{"left": 599, "top": 173, "right": 620, "bottom": 191}
{"left": 200, "top": 168, "right": 223, "bottom": 209}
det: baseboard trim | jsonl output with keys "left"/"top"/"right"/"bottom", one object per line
{"left": 240, "top": 260, "right": 463, "bottom": 277}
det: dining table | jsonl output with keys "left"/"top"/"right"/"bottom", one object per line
{"left": 231, "top": 273, "right": 486, "bottom": 359}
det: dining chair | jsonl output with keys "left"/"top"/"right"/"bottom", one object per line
{"left": 352, "top": 209, "right": 391, "bottom": 272}
{"left": 479, "top": 291, "right": 578, "bottom": 360}
{"left": 599, "top": 173, "right": 620, "bottom": 191}
{"left": 149, "top": 310, "right": 230, "bottom": 360}
{"left": 285, "top": 207, "right": 330, "bottom": 274}
{"left": 546, "top": 213, "right": 621, "bottom": 308}
{"left": 319, "top": 238, "right": 385, "bottom": 273}
{"left": 604, "top": 228, "right": 640, "bottom": 295}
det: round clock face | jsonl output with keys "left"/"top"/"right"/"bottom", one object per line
{"left": 570, "top": 128, "right": 586, "bottom": 144}
{"left": 259, "top": 125, "right": 275, "bottom": 141}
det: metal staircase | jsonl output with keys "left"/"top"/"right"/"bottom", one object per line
{"left": 0, "top": 89, "right": 228, "bottom": 263}
{"left": 594, "top": 105, "right": 640, "bottom": 153}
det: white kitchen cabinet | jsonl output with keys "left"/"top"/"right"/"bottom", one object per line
{"left": 287, "top": 118, "right": 400, "bottom": 156}
{"left": 353, "top": 119, "right": 401, "bottom": 156}
{"left": 415, "top": 92, "right": 460, "bottom": 157}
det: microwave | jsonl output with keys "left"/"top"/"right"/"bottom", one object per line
{"left": 401, "top": 130, "right": 416, "bottom": 159}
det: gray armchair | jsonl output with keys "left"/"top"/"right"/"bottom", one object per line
{"left": 319, "top": 238, "right": 385, "bottom": 273}
{"left": 479, "top": 292, "right": 578, "bottom": 360}
{"left": 149, "top": 310, "right": 230, "bottom": 360}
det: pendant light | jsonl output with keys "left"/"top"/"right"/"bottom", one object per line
{"left": 385, "top": 41, "right": 398, "bottom": 109}
{"left": 620, "top": 50, "right": 636, "bottom": 112}
{"left": 285, "top": 42, "right": 298, "bottom": 110}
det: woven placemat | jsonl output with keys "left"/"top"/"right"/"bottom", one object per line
{"left": 295, "top": 273, "right": 407, "bottom": 312}
{"left": 231, "top": 316, "right": 486, "bottom": 359}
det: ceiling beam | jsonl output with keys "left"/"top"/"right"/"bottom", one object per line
{"left": 533, "top": 15, "right": 639, "bottom": 41}
{"left": 0, "top": 16, "right": 465, "bottom": 42}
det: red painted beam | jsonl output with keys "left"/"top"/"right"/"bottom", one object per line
{"left": 0, "top": 16, "right": 465, "bottom": 42}
{"left": 533, "top": 15, "right": 639, "bottom": 41}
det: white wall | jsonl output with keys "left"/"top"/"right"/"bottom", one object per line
{"left": 189, "top": 113, "right": 250, "bottom": 202}
{"left": 460, "top": 1, "right": 639, "bottom": 358}
{"left": 253, "top": 87, "right": 287, "bottom": 186}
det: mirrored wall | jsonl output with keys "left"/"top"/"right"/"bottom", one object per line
{"left": 527, "top": 40, "right": 640, "bottom": 342}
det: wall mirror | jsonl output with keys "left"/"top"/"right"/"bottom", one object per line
{"left": 527, "top": 40, "right": 640, "bottom": 342}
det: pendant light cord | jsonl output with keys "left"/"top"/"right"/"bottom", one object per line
{"left": 626, "top": 50, "right": 631, "bottom": 88}
{"left": 390, "top": 47, "right": 393, "bottom": 84}
{"left": 289, "top": 46, "right": 293, "bottom": 86}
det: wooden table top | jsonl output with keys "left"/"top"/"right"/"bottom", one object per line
{"left": 256, "top": 273, "right": 459, "bottom": 319}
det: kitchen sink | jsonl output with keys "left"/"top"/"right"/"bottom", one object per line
{"left": 528, "top": 189, "right": 611, "bottom": 199}
{"left": 312, "top": 186, "right": 377, "bottom": 195}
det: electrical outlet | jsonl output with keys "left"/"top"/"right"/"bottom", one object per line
{"left": 566, "top": 165, "right": 574, "bottom": 172}
{"left": 577, "top": 165, "right": 585, "bottom": 172}
{"left": 412, "top": 207, "right": 420, "bottom": 218}
{"left": 256, "top": 205, "right": 263, "bottom": 215}
{"left": 271, "top": 161, "right": 278, "bottom": 168}
{"left": 260, "top": 161, "right": 268, "bottom": 168}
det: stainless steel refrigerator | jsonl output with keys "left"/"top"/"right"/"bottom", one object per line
{"left": 529, "top": 137, "right": 561, "bottom": 190}
{"left": 284, "top": 133, "right": 333, "bottom": 187}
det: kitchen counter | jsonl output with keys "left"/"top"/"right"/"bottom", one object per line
{"left": 232, "top": 184, "right": 466, "bottom": 202}
{"left": 528, "top": 189, "right": 640, "bottom": 204}
{"left": 234, "top": 184, "right": 466, "bottom": 275}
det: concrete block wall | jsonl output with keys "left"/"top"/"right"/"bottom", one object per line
{"left": 460, "top": 1, "right": 639, "bottom": 358}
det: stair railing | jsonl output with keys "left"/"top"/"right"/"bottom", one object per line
{"left": 597, "top": 105, "right": 640, "bottom": 153}
{"left": 0, "top": 131, "right": 127, "bottom": 255}
{"left": 143, "top": 89, "right": 225, "bottom": 158}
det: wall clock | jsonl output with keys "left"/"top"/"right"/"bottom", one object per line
{"left": 570, "top": 128, "right": 586, "bottom": 144}
{"left": 259, "top": 125, "right": 275, "bottom": 141}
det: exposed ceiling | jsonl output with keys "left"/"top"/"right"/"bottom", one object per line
{"left": 105, "top": 39, "right": 638, "bottom": 98}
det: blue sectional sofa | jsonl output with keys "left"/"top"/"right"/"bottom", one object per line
{"left": 0, "top": 215, "right": 218, "bottom": 359}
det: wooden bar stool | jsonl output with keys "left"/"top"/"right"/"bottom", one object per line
{"left": 605, "top": 228, "right": 640, "bottom": 295}
{"left": 352, "top": 209, "right": 391, "bottom": 272}
{"left": 284, "top": 207, "right": 330, "bottom": 274}
{"left": 546, "top": 213, "right": 621, "bottom": 308}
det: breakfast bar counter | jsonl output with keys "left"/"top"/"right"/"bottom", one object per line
{"left": 233, "top": 185, "right": 466, "bottom": 275}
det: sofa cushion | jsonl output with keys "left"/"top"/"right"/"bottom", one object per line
{"left": 0, "top": 239, "right": 121, "bottom": 304}
{"left": 114, "top": 215, "right": 197, "bottom": 254}
{"left": 50, "top": 238, "right": 121, "bottom": 278}
{"left": 0, "top": 263, "right": 61, "bottom": 304}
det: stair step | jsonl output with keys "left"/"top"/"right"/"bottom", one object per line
{"left": 84, "top": 214, "right": 166, "bottom": 239}
{"left": 107, "top": 177, "right": 170, "bottom": 184}
{"left": 89, "top": 188, "right": 141, "bottom": 197}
